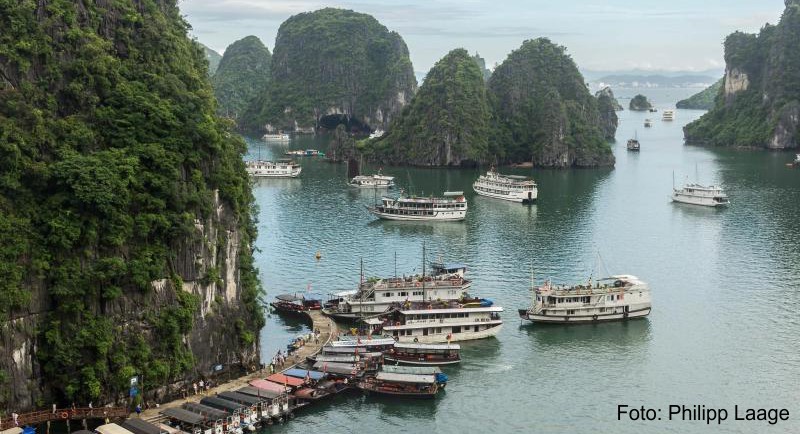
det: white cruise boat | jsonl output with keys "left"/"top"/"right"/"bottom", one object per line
{"left": 323, "top": 261, "right": 471, "bottom": 322}
{"left": 245, "top": 159, "right": 301, "bottom": 178}
{"left": 518, "top": 275, "right": 651, "bottom": 324}
{"left": 672, "top": 183, "right": 729, "bottom": 207}
{"left": 349, "top": 170, "right": 395, "bottom": 189}
{"left": 367, "top": 191, "right": 467, "bottom": 221}
{"left": 380, "top": 299, "right": 503, "bottom": 343}
{"left": 263, "top": 133, "right": 290, "bottom": 141}
{"left": 472, "top": 168, "right": 537, "bottom": 203}
{"left": 662, "top": 110, "right": 675, "bottom": 121}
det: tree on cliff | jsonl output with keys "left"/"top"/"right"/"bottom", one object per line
{"left": 0, "top": 0, "right": 262, "bottom": 408}
{"left": 212, "top": 36, "right": 272, "bottom": 120}
{"left": 365, "top": 49, "right": 490, "bottom": 166}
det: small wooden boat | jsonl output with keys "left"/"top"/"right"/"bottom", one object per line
{"left": 385, "top": 342, "right": 461, "bottom": 366}
{"left": 381, "top": 365, "right": 448, "bottom": 387}
{"left": 270, "top": 293, "right": 322, "bottom": 314}
{"left": 644, "top": 119, "right": 652, "bottom": 127}
{"left": 292, "top": 387, "right": 331, "bottom": 401}
{"left": 357, "top": 372, "right": 440, "bottom": 398}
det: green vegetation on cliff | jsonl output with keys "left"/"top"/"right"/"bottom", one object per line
{"left": 629, "top": 94, "right": 652, "bottom": 111}
{"left": 685, "top": 1, "right": 800, "bottom": 149}
{"left": 365, "top": 49, "right": 489, "bottom": 166}
{"left": 595, "top": 87, "right": 620, "bottom": 140}
{"left": 0, "top": 0, "right": 262, "bottom": 407}
{"left": 212, "top": 36, "right": 272, "bottom": 120}
{"left": 241, "top": 8, "right": 417, "bottom": 132}
{"left": 676, "top": 78, "right": 723, "bottom": 109}
{"left": 487, "top": 38, "right": 614, "bottom": 167}
{"left": 472, "top": 52, "right": 492, "bottom": 81}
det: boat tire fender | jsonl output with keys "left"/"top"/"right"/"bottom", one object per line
{"left": 413, "top": 337, "right": 419, "bottom": 343}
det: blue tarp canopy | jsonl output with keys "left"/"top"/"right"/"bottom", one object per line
{"left": 283, "top": 368, "right": 326, "bottom": 381}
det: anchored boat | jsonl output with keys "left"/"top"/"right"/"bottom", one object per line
{"left": 472, "top": 167, "right": 538, "bottom": 203}
{"left": 349, "top": 171, "right": 395, "bottom": 189}
{"left": 366, "top": 191, "right": 467, "bottom": 221}
{"left": 357, "top": 372, "right": 440, "bottom": 398}
{"left": 380, "top": 299, "right": 503, "bottom": 343}
{"left": 263, "top": 133, "right": 290, "bottom": 141}
{"left": 385, "top": 342, "right": 461, "bottom": 365}
{"left": 518, "top": 275, "right": 651, "bottom": 324}
{"left": 245, "top": 159, "right": 301, "bottom": 178}
{"left": 627, "top": 131, "right": 640, "bottom": 151}
{"left": 672, "top": 183, "right": 729, "bottom": 207}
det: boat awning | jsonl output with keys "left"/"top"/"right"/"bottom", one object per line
{"left": 237, "top": 386, "right": 283, "bottom": 399}
{"left": 322, "top": 346, "right": 384, "bottom": 355}
{"left": 182, "top": 403, "right": 227, "bottom": 420}
{"left": 382, "top": 366, "right": 442, "bottom": 375}
{"left": 331, "top": 289, "right": 358, "bottom": 298}
{"left": 363, "top": 318, "right": 383, "bottom": 325}
{"left": 218, "top": 391, "right": 264, "bottom": 405}
{"left": 161, "top": 408, "right": 206, "bottom": 425}
{"left": 434, "top": 262, "right": 467, "bottom": 271}
{"left": 284, "top": 368, "right": 327, "bottom": 381}
{"left": 200, "top": 396, "right": 246, "bottom": 412}
{"left": 312, "top": 361, "right": 358, "bottom": 375}
{"left": 375, "top": 372, "right": 435, "bottom": 384}
{"left": 250, "top": 379, "right": 289, "bottom": 393}
{"left": 95, "top": 424, "right": 135, "bottom": 434}
{"left": 330, "top": 337, "right": 396, "bottom": 347}
{"left": 398, "top": 306, "right": 503, "bottom": 315}
{"left": 266, "top": 373, "right": 305, "bottom": 387}
{"left": 442, "top": 191, "right": 464, "bottom": 196}
{"left": 121, "top": 419, "right": 165, "bottom": 434}
{"left": 157, "top": 424, "right": 182, "bottom": 434}
{"left": 311, "top": 354, "right": 360, "bottom": 363}
{"left": 393, "top": 342, "right": 461, "bottom": 351}
{"left": 275, "top": 294, "right": 302, "bottom": 302}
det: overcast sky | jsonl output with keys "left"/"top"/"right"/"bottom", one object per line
{"left": 179, "top": 0, "right": 785, "bottom": 74}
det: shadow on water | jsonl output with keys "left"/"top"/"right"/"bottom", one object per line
{"left": 520, "top": 318, "right": 652, "bottom": 349}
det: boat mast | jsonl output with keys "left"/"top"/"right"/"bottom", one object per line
{"left": 422, "top": 242, "right": 426, "bottom": 303}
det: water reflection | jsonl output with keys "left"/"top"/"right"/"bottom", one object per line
{"left": 521, "top": 318, "right": 652, "bottom": 349}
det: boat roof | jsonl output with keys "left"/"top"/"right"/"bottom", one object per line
{"left": 217, "top": 390, "right": 264, "bottom": 405}
{"left": 312, "top": 354, "right": 361, "bottom": 363}
{"left": 160, "top": 408, "right": 206, "bottom": 425}
{"left": 399, "top": 306, "right": 503, "bottom": 314}
{"left": 330, "top": 337, "right": 396, "bottom": 346}
{"left": 331, "top": 289, "right": 358, "bottom": 297}
{"left": 237, "top": 386, "right": 283, "bottom": 399}
{"left": 505, "top": 175, "right": 529, "bottom": 180}
{"left": 284, "top": 368, "right": 327, "bottom": 381}
{"left": 363, "top": 317, "right": 383, "bottom": 325}
{"left": 442, "top": 191, "right": 464, "bottom": 196}
{"left": 2, "top": 428, "right": 23, "bottom": 434}
{"left": 182, "top": 402, "right": 227, "bottom": 420}
{"left": 375, "top": 372, "right": 435, "bottom": 384}
{"left": 393, "top": 342, "right": 461, "bottom": 351}
{"left": 432, "top": 262, "right": 467, "bottom": 270}
{"left": 313, "top": 361, "right": 358, "bottom": 375}
{"left": 156, "top": 425, "right": 181, "bottom": 434}
{"left": 249, "top": 379, "right": 288, "bottom": 393}
{"left": 266, "top": 373, "right": 305, "bottom": 387}
{"left": 382, "top": 366, "right": 442, "bottom": 375}
{"left": 199, "top": 396, "right": 246, "bottom": 412}
{"left": 275, "top": 294, "right": 303, "bottom": 302}
{"left": 120, "top": 419, "right": 164, "bottom": 434}
{"left": 95, "top": 425, "right": 134, "bottom": 434}
{"left": 322, "top": 346, "right": 384, "bottom": 355}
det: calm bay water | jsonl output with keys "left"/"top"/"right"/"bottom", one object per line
{"left": 250, "top": 88, "right": 800, "bottom": 433}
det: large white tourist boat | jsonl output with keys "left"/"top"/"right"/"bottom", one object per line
{"left": 263, "top": 133, "right": 290, "bottom": 141}
{"left": 662, "top": 110, "right": 675, "bottom": 121}
{"left": 671, "top": 183, "right": 729, "bottom": 207}
{"left": 518, "top": 275, "right": 651, "bottom": 324}
{"left": 349, "top": 171, "right": 395, "bottom": 189}
{"left": 245, "top": 159, "right": 302, "bottom": 178}
{"left": 472, "top": 168, "right": 537, "bottom": 203}
{"left": 380, "top": 299, "right": 503, "bottom": 343}
{"left": 322, "top": 261, "right": 471, "bottom": 322}
{"left": 367, "top": 191, "right": 467, "bottom": 221}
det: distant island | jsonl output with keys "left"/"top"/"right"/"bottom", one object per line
{"left": 629, "top": 94, "right": 653, "bottom": 111}
{"left": 590, "top": 74, "right": 717, "bottom": 88}
{"left": 676, "top": 78, "right": 723, "bottom": 110}
{"left": 684, "top": 0, "right": 800, "bottom": 150}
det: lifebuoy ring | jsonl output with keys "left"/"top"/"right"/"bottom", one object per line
{"left": 413, "top": 337, "right": 419, "bottom": 343}
{"left": 61, "top": 412, "right": 69, "bottom": 419}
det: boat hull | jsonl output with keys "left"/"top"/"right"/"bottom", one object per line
{"left": 671, "top": 195, "right": 728, "bottom": 207}
{"left": 384, "top": 357, "right": 461, "bottom": 366}
{"left": 248, "top": 168, "right": 302, "bottom": 178}
{"left": 367, "top": 206, "right": 466, "bottom": 221}
{"left": 520, "top": 307, "right": 651, "bottom": 324}
{"left": 473, "top": 187, "right": 537, "bottom": 204}
{"left": 394, "top": 323, "right": 502, "bottom": 343}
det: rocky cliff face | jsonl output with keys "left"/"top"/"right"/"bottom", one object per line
{"left": 629, "top": 94, "right": 652, "bottom": 111}
{"left": 487, "top": 38, "right": 614, "bottom": 167}
{"left": 0, "top": 0, "right": 261, "bottom": 410}
{"left": 200, "top": 43, "right": 223, "bottom": 76}
{"left": 685, "top": 0, "right": 800, "bottom": 149}
{"left": 212, "top": 36, "right": 272, "bottom": 120}
{"left": 241, "top": 8, "right": 417, "bottom": 133}
{"left": 595, "top": 87, "right": 620, "bottom": 139}
{"left": 366, "top": 49, "right": 489, "bottom": 166}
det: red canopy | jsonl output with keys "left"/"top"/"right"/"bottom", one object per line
{"left": 266, "top": 373, "right": 305, "bottom": 387}
{"left": 249, "top": 379, "right": 287, "bottom": 393}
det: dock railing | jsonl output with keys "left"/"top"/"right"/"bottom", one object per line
{"left": 0, "top": 407, "right": 129, "bottom": 431}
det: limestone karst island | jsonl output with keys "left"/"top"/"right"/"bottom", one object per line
{"left": 1, "top": 1, "right": 798, "bottom": 433}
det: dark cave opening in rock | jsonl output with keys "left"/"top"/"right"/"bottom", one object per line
{"left": 318, "top": 114, "right": 371, "bottom": 134}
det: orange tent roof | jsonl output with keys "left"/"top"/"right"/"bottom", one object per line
{"left": 266, "top": 373, "right": 305, "bottom": 387}
{"left": 249, "top": 379, "right": 287, "bottom": 393}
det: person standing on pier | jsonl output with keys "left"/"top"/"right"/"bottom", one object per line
{"left": 192, "top": 382, "right": 198, "bottom": 395}
{"left": 199, "top": 380, "right": 205, "bottom": 395}
{"left": 12, "top": 412, "right": 18, "bottom": 426}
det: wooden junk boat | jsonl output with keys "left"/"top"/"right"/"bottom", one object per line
{"left": 384, "top": 342, "right": 461, "bottom": 366}
{"left": 270, "top": 293, "right": 322, "bottom": 314}
{"left": 357, "top": 372, "right": 440, "bottom": 398}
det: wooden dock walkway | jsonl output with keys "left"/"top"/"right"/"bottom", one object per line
{"left": 0, "top": 407, "right": 129, "bottom": 431}
{"left": 139, "top": 309, "right": 337, "bottom": 423}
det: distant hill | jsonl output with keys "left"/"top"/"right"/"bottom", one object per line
{"left": 581, "top": 68, "right": 724, "bottom": 82}
{"left": 198, "top": 42, "right": 222, "bottom": 76}
{"left": 676, "top": 78, "right": 723, "bottom": 110}
{"left": 592, "top": 74, "right": 717, "bottom": 88}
